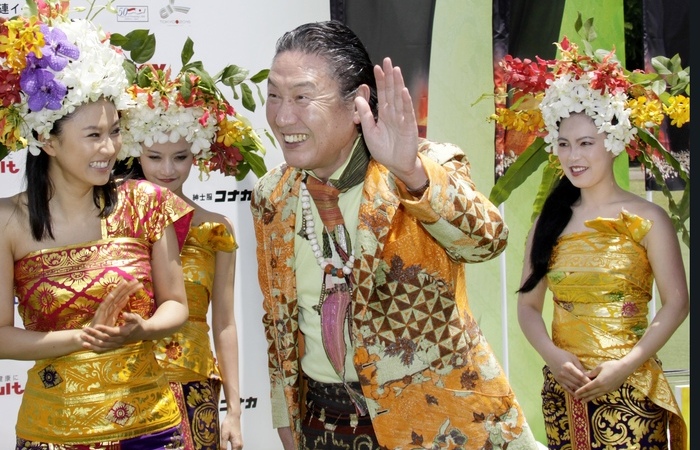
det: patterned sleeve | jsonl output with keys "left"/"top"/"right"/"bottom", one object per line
{"left": 118, "top": 179, "right": 194, "bottom": 249}
{"left": 250, "top": 171, "right": 293, "bottom": 428}
{"left": 394, "top": 139, "right": 509, "bottom": 263}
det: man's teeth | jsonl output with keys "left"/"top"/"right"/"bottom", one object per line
{"left": 284, "top": 134, "right": 307, "bottom": 143}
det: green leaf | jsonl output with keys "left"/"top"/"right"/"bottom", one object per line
{"left": 181, "top": 37, "right": 194, "bottom": 66}
{"left": 234, "top": 164, "right": 251, "bottom": 181}
{"left": 122, "top": 59, "right": 137, "bottom": 84}
{"left": 219, "top": 65, "right": 249, "bottom": 87}
{"left": 530, "top": 160, "right": 562, "bottom": 221}
{"left": 240, "top": 83, "right": 256, "bottom": 112}
{"left": 27, "top": 0, "right": 38, "bottom": 17}
{"left": 135, "top": 65, "right": 155, "bottom": 87}
{"left": 128, "top": 33, "right": 156, "bottom": 63}
{"left": 110, "top": 30, "right": 156, "bottom": 64}
{"left": 242, "top": 150, "right": 268, "bottom": 178}
{"left": 255, "top": 82, "right": 266, "bottom": 105}
{"left": 264, "top": 129, "right": 277, "bottom": 147}
{"left": 0, "top": 142, "right": 8, "bottom": 161}
{"left": 109, "top": 32, "right": 129, "bottom": 47}
{"left": 488, "top": 137, "right": 549, "bottom": 206}
{"left": 180, "top": 73, "right": 192, "bottom": 100}
{"left": 636, "top": 128, "right": 690, "bottom": 247}
{"left": 115, "top": 29, "right": 150, "bottom": 51}
{"left": 249, "top": 69, "right": 270, "bottom": 84}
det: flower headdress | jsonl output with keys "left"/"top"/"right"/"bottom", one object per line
{"left": 0, "top": 0, "right": 131, "bottom": 158}
{"left": 119, "top": 37, "right": 269, "bottom": 180}
{"left": 484, "top": 15, "right": 690, "bottom": 245}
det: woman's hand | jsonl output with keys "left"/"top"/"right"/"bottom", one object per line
{"left": 545, "top": 347, "right": 591, "bottom": 395}
{"left": 220, "top": 411, "right": 243, "bottom": 449}
{"left": 575, "top": 359, "right": 631, "bottom": 402}
{"left": 80, "top": 278, "right": 144, "bottom": 352}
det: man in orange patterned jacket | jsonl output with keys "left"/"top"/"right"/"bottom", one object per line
{"left": 251, "top": 20, "right": 537, "bottom": 450}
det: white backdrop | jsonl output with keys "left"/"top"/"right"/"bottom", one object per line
{"left": 0, "top": 1, "right": 327, "bottom": 448}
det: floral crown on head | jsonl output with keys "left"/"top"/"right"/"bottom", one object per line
{"left": 494, "top": 36, "right": 689, "bottom": 157}
{"left": 484, "top": 15, "right": 690, "bottom": 246}
{"left": 0, "top": 0, "right": 131, "bottom": 158}
{"left": 119, "top": 38, "right": 270, "bottom": 180}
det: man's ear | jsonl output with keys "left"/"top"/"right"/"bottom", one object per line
{"left": 353, "top": 84, "right": 372, "bottom": 124}
{"left": 355, "top": 84, "right": 371, "bottom": 104}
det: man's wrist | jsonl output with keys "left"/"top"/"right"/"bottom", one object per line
{"left": 406, "top": 179, "right": 430, "bottom": 197}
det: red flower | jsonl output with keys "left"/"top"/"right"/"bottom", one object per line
{"left": 206, "top": 142, "right": 244, "bottom": 176}
{"left": 0, "top": 68, "right": 21, "bottom": 107}
{"left": 589, "top": 51, "right": 629, "bottom": 95}
{"left": 501, "top": 55, "right": 554, "bottom": 94}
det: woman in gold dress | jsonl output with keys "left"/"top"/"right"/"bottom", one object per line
{"left": 0, "top": 6, "right": 192, "bottom": 449}
{"left": 514, "top": 43, "right": 689, "bottom": 449}
{"left": 116, "top": 57, "right": 265, "bottom": 449}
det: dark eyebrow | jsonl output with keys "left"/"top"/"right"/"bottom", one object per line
{"left": 82, "top": 119, "right": 120, "bottom": 131}
{"left": 267, "top": 77, "right": 317, "bottom": 91}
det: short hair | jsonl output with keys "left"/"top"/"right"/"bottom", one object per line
{"left": 274, "top": 20, "right": 378, "bottom": 118}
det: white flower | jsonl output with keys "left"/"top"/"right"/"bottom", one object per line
{"left": 539, "top": 72, "right": 635, "bottom": 156}
{"left": 118, "top": 88, "right": 218, "bottom": 160}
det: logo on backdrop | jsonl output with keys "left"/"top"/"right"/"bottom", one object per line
{"left": 0, "top": 375, "right": 24, "bottom": 396}
{"left": 0, "top": 160, "right": 20, "bottom": 174}
{"left": 159, "top": 0, "right": 191, "bottom": 25}
{"left": 191, "top": 189, "right": 253, "bottom": 203}
{"left": 0, "top": 2, "right": 21, "bottom": 16}
{"left": 116, "top": 6, "right": 149, "bottom": 22}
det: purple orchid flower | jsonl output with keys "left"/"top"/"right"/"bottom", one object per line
{"left": 20, "top": 53, "right": 49, "bottom": 94}
{"left": 22, "top": 68, "right": 67, "bottom": 111}
{"left": 39, "top": 24, "right": 80, "bottom": 71}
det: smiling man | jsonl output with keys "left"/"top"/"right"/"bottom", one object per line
{"left": 250, "top": 20, "right": 537, "bottom": 450}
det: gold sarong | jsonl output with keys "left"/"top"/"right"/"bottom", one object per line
{"left": 546, "top": 210, "right": 686, "bottom": 449}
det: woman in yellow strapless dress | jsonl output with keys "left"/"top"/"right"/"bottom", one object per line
{"left": 517, "top": 113, "right": 688, "bottom": 449}
{"left": 137, "top": 139, "right": 241, "bottom": 450}
{"left": 115, "top": 54, "right": 265, "bottom": 449}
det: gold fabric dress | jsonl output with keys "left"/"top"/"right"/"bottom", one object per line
{"left": 13, "top": 180, "right": 193, "bottom": 445}
{"left": 545, "top": 210, "right": 686, "bottom": 450}
{"left": 154, "top": 222, "right": 237, "bottom": 449}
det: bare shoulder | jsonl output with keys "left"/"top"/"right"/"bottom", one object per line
{"left": 0, "top": 194, "right": 28, "bottom": 251}
{"left": 194, "top": 208, "right": 235, "bottom": 237}
{"left": 620, "top": 195, "right": 672, "bottom": 225}
{"left": 0, "top": 193, "right": 26, "bottom": 229}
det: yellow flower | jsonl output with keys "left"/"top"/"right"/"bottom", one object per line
{"left": 0, "top": 17, "right": 45, "bottom": 72}
{"left": 628, "top": 96, "right": 664, "bottom": 129}
{"left": 216, "top": 116, "right": 250, "bottom": 147}
{"left": 663, "top": 95, "right": 690, "bottom": 127}
{"left": 492, "top": 107, "right": 543, "bottom": 133}
{"left": 0, "top": 107, "right": 27, "bottom": 150}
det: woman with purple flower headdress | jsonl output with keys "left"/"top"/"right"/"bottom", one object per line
{"left": 0, "top": 1, "right": 194, "bottom": 448}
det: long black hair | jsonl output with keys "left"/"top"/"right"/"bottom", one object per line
{"left": 518, "top": 176, "right": 580, "bottom": 293}
{"left": 25, "top": 111, "right": 119, "bottom": 241}
{"left": 274, "top": 20, "right": 378, "bottom": 120}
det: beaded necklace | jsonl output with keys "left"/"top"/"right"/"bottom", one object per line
{"left": 299, "top": 180, "right": 355, "bottom": 284}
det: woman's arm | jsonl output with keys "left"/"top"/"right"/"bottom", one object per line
{"left": 0, "top": 201, "right": 86, "bottom": 360}
{"left": 81, "top": 223, "right": 189, "bottom": 350}
{"left": 517, "top": 223, "right": 590, "bottom": 395}
{"left": 212, "top": 217, "right": 243, "bottom": 450}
